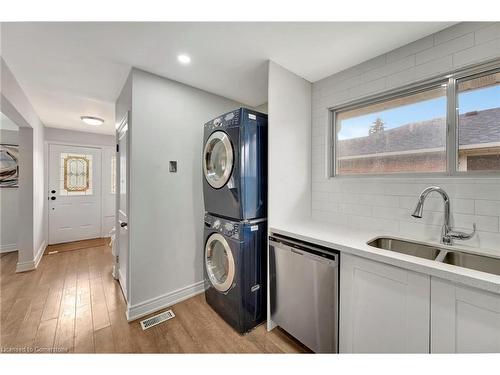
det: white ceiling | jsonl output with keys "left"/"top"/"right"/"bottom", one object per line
{"left": 1, "top": 22, "right": 454, "bottom": 135}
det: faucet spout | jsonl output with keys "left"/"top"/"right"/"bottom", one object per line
{"left": 411, "top": 186, "right": 455, "bottom": 245}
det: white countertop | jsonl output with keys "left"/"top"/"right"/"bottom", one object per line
{"left": 269, "top": 219, "right": 500, "bottom": 295}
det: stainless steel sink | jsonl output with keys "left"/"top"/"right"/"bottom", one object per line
{"left": 367, "top": 236, "right": 500, "bottom": 277}
{"left": 367, "top": 237, "right": 442, "bottom": 260}
{"left": 441, "top": 251, "right": 500, "bottom": 277}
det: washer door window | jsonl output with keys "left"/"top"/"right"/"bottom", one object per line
{"left": 205, "top": 233, "right": 235, "bottom": 292}
{"left": 203, "top": 131, "right": 234, "bottom": 189}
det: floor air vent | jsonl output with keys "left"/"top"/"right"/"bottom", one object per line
{"left": 140, "top": 309, "right": 175, "bottom": 330}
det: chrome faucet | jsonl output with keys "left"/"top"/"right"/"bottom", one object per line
{"left": 411, "top": 186, "right": 476, "bottom": 245}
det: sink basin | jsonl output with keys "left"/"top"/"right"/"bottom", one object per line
{"left": 368, "top": 236, "right": 500, "bottom": 277}
{"left": 367, "top": 237, "right": 442, "bottom": 260}
{"left": 441, "top": 251, "right": 500, "bottom": 277}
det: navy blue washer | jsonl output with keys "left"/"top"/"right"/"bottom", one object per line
{"left": 203, "top": 213, "right": 267, "bottom": 334}
{"left": 202, "top": 108, "right": 267, "bottom": 221}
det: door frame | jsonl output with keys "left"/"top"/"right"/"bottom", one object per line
{"left": 45, "top": 141, "right": 110, "bottom": 244}
{"left": 116, "top": 112, "right": 130, "bottom": 303}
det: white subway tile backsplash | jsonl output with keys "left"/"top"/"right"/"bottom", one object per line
{"left": 475, "top": 200, "right": 500, "bottom": 217}
{"left": 361, "top": 55, "right": 415, "bottom": 83}
{"left": 386, "top": 35, "right": 434, "bottom": 63}
{"left": 453, "top": 213, "right": 499, "bottom": 233}
{"left": 452, "top": 39, "right": 500, "bottom": 68}
{"left": 339, "top": 203, "right": 372, "bottom": 217}
{"left": 475, "top": 23, "right": 500, "bottom": 44}
{"left": 433, "top": 22, "right": 493, "bottom": 45}
{"left": 349, "top": 215, "right": 399, "bottom": 233}
{"left": 399, "top": 221, "right": 442, "bottom": 242}
{"left": 310, "top": 22, "right": 500, "bottom": 251}
{"left": 416, "top": 33, "right": 474, "bottom": 65}
{"left": 473, "top": 183, "right": 500, "bottom": 201}
{"left": 312, "top": 210, "right": 348, "bottom": 225}
{"left": 312, "top": 200, "right": 339, "bottom": 212}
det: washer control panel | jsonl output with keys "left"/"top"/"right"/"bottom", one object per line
{"left": 204, "top": 214, "right": 240, "bottom": 239}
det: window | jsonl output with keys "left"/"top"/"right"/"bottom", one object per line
{"left": 60, "top": 153, "right": 93, "bottom": 195}
{"left": 457, "top": 71, "right": 500, "bottom": 172}
{"left": 335, "top": 86, "right": 447, "bottom": 175}
{"left": 331, "top": 63, "right": 500, "bottom": 176}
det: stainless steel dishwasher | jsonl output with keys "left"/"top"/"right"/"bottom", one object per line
{"left": 269, "top": 234, "right": 339, "bottom": 353}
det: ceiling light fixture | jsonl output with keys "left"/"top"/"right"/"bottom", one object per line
{"left": 177, "top": 54, "right": 191, "bottom": 64}
{"left": 81, "top": 116, "right": 104, "bottom": 126}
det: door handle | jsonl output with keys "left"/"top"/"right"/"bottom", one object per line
{"left": 120, "top": 222, "right": 128, "bottom": 228}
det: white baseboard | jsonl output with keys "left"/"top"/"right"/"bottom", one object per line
{"left": 118, "top": 268, "right": 128, "bottom": 302}
{"left": 15, "top": 240, "right": 46, "bottom": 273}
{"left": 33, "top": 240, "right": 46, "bottom": 268}
{"left": 0, "top": 243, "right": 17, "bottom": 253}
{"left": 126, "top": 280, "right": 207, "bottom": 322}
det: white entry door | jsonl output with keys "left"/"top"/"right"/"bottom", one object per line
{"left": 116, "top": 117, "right": 129, "bottom": 299}
{"left": 48, "top": 144, "right": 102, "bottom": 244}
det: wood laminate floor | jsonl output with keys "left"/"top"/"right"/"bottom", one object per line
{"left": 0, "top": 241, "right": 308, "bottom": 353}
{"left": 44, "top": 238, "right": 109, "bottom": 255}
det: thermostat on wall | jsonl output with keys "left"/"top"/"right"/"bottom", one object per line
{"left": 169, "top": 161, "right": 177, "bottom": 173}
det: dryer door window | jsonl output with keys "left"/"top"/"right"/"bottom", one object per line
{"left": 203, "top": 131, "right": 234, "bottom": 189}
{"left": 205, "top": 233, "right": 235, "bottom": 292}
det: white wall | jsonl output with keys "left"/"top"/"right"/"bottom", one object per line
{"left": 0, "top": 129, "right": 19, "bottom": 253}
{"left": 44, "top": 127, "right": 116, "bottom": 237}
{"left": 268, "top": 61, "right": 312, "bottom": 227}
{"left": 311, "top": 22, "right": 500, "bottom": 253}
{"left": 1, "top": 57, "right": 47, "bottom": 271}
{"left": 125, "top": 68, "right": 242, "bottom": 319}
{"left": 44, "top": 127, "right": 115, "bottom": 146}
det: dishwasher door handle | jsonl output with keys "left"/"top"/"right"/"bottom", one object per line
{"left": 270, "top": 240, "right": 337, "bottom": 265}
{"left": 290, "top": 248, "right": 304, "bottom": 256}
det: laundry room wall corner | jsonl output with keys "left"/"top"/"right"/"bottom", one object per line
{"left": 126, "top": 68, "right": 243, "bottom": 317}
{"left": 268, "top": 61, "right": 312, "bottom": 227}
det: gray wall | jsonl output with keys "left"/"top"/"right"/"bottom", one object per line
{"left": 126, "top": 69, "right": 242, "bottom": 318}
{"left": 311, "top": 22, "right": 500, "bottom": 253}
{"left": 1, "top": 57, "right": 47, "bottom": 271}
{"left": 0, "top": 129, "right": 19, "bottom": 253}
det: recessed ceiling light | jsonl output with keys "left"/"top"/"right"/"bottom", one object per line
{"left": 81, "top": 116, "right": 104, "bottom": 126}
{"left": 177, "top": 54, "right": 191, "bottom": 64}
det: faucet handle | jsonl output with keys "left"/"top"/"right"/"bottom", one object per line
{"left": 450, "top": 223, "right": 476, "bottom": 241}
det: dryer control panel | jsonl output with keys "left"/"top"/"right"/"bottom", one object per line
{"left": 203, "top": 108, "right": 244, "bottom": 131}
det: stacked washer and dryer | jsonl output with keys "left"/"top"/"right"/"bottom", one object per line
{"left": 202, "top": 107, "right": 268, "bottom": 334}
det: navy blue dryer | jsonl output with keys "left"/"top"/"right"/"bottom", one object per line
{"left": 203, "top": 213, "right": 267, "bottom": 334}
{"left": 202, "top": 108, "right": 267, "bottom": 220}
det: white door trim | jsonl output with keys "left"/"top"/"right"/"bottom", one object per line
{"left": 116, "top": 112, "right": 131, "bottom": 304}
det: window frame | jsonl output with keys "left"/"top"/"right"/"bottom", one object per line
{"left": 328, "top": 59, "right": 500, "bottom": 178}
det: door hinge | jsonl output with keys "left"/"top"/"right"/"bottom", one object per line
{"left": 116, "top": 144, "right": 119, "bottom": 152}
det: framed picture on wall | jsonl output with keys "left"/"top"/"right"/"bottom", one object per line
{"left": 0, "top": 143, "right": 19, "bottom": 188}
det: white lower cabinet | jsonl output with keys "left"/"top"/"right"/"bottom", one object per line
{"left": 431, "top": 277, "right": 500, "bottom": 353}
{"left": 340, "top": 253, "right": 430, "bottom": 353}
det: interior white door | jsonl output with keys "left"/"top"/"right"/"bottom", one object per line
{"left": 116, "top": 118, "right": 129, "bottom": 299}
{"left": 48, "top": 144, "right": 102, "bottom": 244}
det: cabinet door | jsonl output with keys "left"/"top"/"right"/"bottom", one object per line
{"left": 431, "top": 277, "right": 500, "bottom": 353}
{"left": 340, "top": 253, "right": 430, "bottom": 353}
